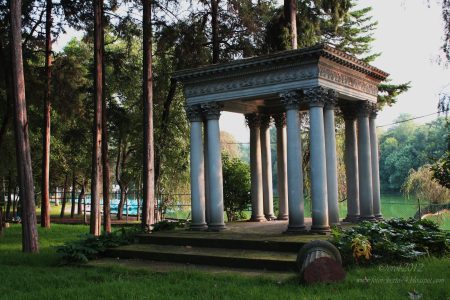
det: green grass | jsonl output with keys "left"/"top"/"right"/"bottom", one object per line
{"left": 1, "top": 224, "right": 449, "bottom": 300}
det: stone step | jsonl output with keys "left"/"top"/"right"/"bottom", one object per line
{"left": 105, "top": 244, "right": 299, "bottom": 271}
{"left": 135, "top": 233, "right": 321, "bottom": 252}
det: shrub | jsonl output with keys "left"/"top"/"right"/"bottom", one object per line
{"left": 222, "top": 153, "right": 251, "bottom": 222}
{"left": 331, "top": 218, "right": 450, "bottom": 266}
{"left": 56, "top": 226, "right": 140, "bottom": 264}
{"left": 152, "top": 219, "right": 187, "bottom": 232}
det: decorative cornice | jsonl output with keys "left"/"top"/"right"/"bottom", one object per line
{"left": 185, "top": 105, "right": 203, "bottom": 122}
{"left": 201, "top": 102, "right": 222, "bottom": 120}
{"left": 273, "top": 113, "right": 286, "bottom": 128}
{"left": 280, "top": 91, "right": 301, "bottom": 110}
{"left": 173, "top": 44, "right": 389, "bottom": 83}
{"left": 245, "top": 113, "right": 261, "bottom": 128}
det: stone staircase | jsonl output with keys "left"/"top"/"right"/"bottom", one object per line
{"left": 105, "top": 231, "right": 326, "bottom": 272}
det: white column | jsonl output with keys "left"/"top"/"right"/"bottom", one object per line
{"left": 202, "top": 103, "right": 226, "bottom": 230}
{"left": 357, "top": 101, "right": 375, "bottom": 221}
{"left": 245, "top": 114, "right": 265, "bottom": 221}
{"left": 323, "top": 91, "right": 340, "bottom": 225}
{"left": 274, "top": 113, "right": 288, "bottom": 220}
{"left": 203, "top": 120, "right": 210, "bottom": 224}
{"left": 186, "top": 105, "right": 207, "bottom": 230}
{"left": 370, "top": 107, "right": 382, "bottom": 219}
{"left": 342, "top": 104, "right": 360, "bottom": 222}
{"left": 260, "top": 115, "right": 275, "bottom": 220}
{"left": 280, "top": 92, "right": 306, "bottom": 232}
{"left": 306, "top": 88, "right": 329, "bottom": 233}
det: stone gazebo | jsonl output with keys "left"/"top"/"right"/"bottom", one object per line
{"left": 173, "top": 44, "right": 389, "bottom": 233}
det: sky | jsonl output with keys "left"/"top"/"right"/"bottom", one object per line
{"left": 56, "top": 1, "right": 450, "bottom": 143}
{"left": 220, "top": 0, "right": 450, "bottom": 142}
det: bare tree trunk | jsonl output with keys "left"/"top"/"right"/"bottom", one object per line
{"left": 60, "top": 174, "right": 68, "bottom": 218}
{"left": 41, "top": 0, "right": 52, "bottom": 228}
{"left": 91, "top": 0, "right": 104, "bottom": 236}
{"left": 211, "top": 0, "right": 219, "bottom": 63}
{"left": 117, "top": 186, "right": 125, "bottom": 220}
{"left": 136, "top": 175, "right": 141, "bottom": 221}
{"left": 77, "top": 179, "right": 85, "bottom": 215}
{"left": 142, "top": 0, "right": 155, "bottom": 230}
{"left": 11, "top": 0, "right": 39, "bottom": 253}
{"left": 284, "top": 0, "right": 297, "bottom": 49}
{"left": 70, "top": 173, "right": 76, "bottom": 218}
{"left": 5, "top": 172, "right": 12, "bottom": 219}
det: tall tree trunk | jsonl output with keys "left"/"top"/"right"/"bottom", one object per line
{"left": 12, "top": 187, "right": 17, "bottom": 218}
{"left": 5, "top": 172, "right": 12, "bottom": 219}
{"left": 41, "top": 0, "right": 52, "bottom": 228}
{"left": 60, "top": 174, "right": 68, "bottom": 218}
{"left": 91, "top": 0, "right": 104, "bottom": 236}
{"left": 142, "top": 0, "right": 155, "bottom": 230}
{"left": 0, "top": 38, "right": 13, "bottom": 150}
{"left": 11, "top": 0, "right": 39, "bottom": 253}
{"left": 117, "top": 186, "right": 125, "bottom": 220}
{"left": 70, "top": 173, "right": 76, "bottom": 218}
{"left": 211, "top": 0, "right": 219, "bottom": 63}
{"left": 77, "top": 179, "right": 85, "bottom": 215}
{"left": 284, "top": 0, "right": 297, "bottom": 49}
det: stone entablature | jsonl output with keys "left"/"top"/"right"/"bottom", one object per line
{"left": 173, "top": 44, "right": 388, "bottom": 112}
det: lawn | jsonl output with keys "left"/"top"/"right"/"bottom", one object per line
{"left": 1, "top": 224, "right": 449, "bottom": 300}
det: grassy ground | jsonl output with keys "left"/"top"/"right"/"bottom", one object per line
{"left": 1, "top": 224, "right": 449, "bottom": 300}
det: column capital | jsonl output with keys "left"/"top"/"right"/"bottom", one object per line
{"left": 357, "top": 101, "right": 373, "bottom": 118}
{"left": 185, "top": 105, "right": 203, "bottom": 122}
{"left": 201, "top": 102, "right": 222, "bottom": 120}
{"left": 369, "top": 103, "right": 379, "bottom": 119}
{"left": 280, "top": 91, "right": 301, "bottom": 110}
{"left": 273, "top": 113, "right": 286, "bottom": 128}
{"left": 260, "top": 114, "right": 272, "bottom": 129}
{"left": 303, "top": 86, "right": 333, "bottom": 108}
{"left": 245, "top": 113, "right": 261, "bottom": 128}
{"left": 324, "top": 89, "right": 338, "bottom": 110}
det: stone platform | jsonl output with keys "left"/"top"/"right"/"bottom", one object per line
{"left": 105, "top": 220, "right": 330, "bottom": 272}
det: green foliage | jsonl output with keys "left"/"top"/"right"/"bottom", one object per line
{"left": 403, "top": 164, "right": 450, "bottom": 204}
{"left": 431, "top": 151, "right": 450, "bottom": 189}
{"left": 222, "top": 153, "right": 251, "bottom": 222}
{"left": 56, "top": 226, "right": 141, "bottom": 264}
{"left": 379, "top": 117, "right": 448, "bottom": 193}
{"left": 331, "top": 218, "right": 450, "bottom": 266}
{"left": 151, "top": 220, "right": 187, "bottom": 232}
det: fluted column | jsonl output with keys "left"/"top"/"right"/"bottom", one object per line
{"left": 305, "top": 87, "right": 329, "bottom": 233}
{"left": 274, "top": 113, "right": 288, "bottom": 220}
{"left": 341, "top": 103, "right": 360, "bottom": 222}
{"left": 260, "top": 115, "right": 275, "bottom": 220}
{"left": 323, "top": 90, "right": 340, "bottom": 225}
{"left": 186, "top": 105, "right": 207, "bottom": 230}
{"left": 357, "top": 101, "right": 375, "bottom": 221}
{"left": 245, "top": 114, "right": 265, "bottom": 222}
{"left": 201, "top": 103, "right": 226, "bottom": 230}
{"left": 280, "top": 91, "right": 306, "bottom": 232}
{"left": 369, "top": 105, "right": 382, "bottom": 219}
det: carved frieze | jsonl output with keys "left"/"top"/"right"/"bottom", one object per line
{"left": 184, "top": 67, "right": 316, "bottom": 98}
{"left": 318, "top": 63, "right": 379, "bottom": 96}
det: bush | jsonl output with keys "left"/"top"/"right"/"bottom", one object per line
{"left": 56, "top": 226, "right": 141, "bottom": 264}
{"left": 331, "top": 218, "right": 450, "bottom": 266}
{"left": 222, "top": 153, "right": 251, "bottom": 222}
{"left": 152, "top": 219, "right": 187, "bottom": 232}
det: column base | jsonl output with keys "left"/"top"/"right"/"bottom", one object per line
{"left": 374, "top": 214, "right": 383, "bottom": 220}
{"left": 277, "top": 214, "right": 289, "bottom": 220}
{"left": 207, "top": 224, "right": 226, "bottom": 231}
{"left": 310, "top": 225, "right": 331, "bottom": 234}
{"left": 189, "top": 223, "right": 208, "bottom": 231}
{"left": 265, "top": 214, "right": 276, "bottom": 221}
{"left": 360, "top": 215, "right": 376, "bottom": 222}
{"left": 285, "top": 224, "right": 307, "bottom": 233}
{"left": 343, "top": 215, "right": 360, "bottom": 223}
{"left": 249, "top": 215, "right": 266, "bottom": 222}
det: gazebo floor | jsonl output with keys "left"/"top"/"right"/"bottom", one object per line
{"left": 105, "top": 219, "right": 339, "bottom": 272}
